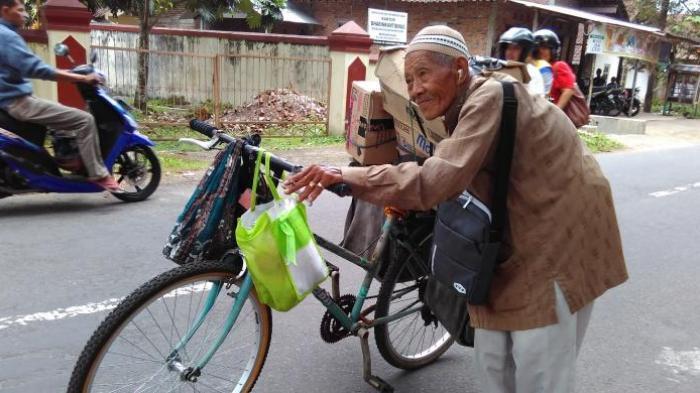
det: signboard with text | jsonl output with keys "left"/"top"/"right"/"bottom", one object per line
{"left": 368, "top": 8, "right": 407, "bottom": 44}
{"left": 586, "top": 23, "right": 661, "bottom": 63}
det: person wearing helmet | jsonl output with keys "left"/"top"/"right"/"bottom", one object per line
{"left": 498, "top": 27, "right": 545, "bottom": 97}
{"left": 534, "top": 29, "right": 576, "bottom": 109}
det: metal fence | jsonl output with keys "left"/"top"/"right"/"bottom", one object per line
{"left": 92, "top": 45, "right": 332, "bottom": 136}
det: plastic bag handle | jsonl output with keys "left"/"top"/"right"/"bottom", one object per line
{"left": 262, "top": 152, "right": 282, "bottom": 201}
{"left": 250, "top": 150, "right": 283, "bottom": 211}
{"left": 249, "top": 149, "right": 265, "bottom": 211}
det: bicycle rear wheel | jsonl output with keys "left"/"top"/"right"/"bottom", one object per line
{"left": 68, "top": 260, "right": 272, "bottom": 393}
{"left": 374, "top": 236, "right": 453, "bottom": 370}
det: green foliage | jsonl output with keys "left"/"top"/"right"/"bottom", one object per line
{"left": 633, "top": 0, "right": 700, "bottom": 39}
{"left": 578, "top": 131, "right": 624, "bottom": 153}
{"left": 82, "top": 0, "right": 284, "bottom": 29}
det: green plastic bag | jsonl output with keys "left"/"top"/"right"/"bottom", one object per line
{"left": 235, "top": 151, "right": 328, "bottom": 311}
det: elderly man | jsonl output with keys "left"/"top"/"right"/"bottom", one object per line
{"left": 285, "top": 25, "right": 627, "bottom": 392}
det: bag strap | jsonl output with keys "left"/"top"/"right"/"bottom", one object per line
{"left": 262, "top": 152, "right": 282, "bottom": 201}
{"left": 249, "top": 149, "right": 265, "bottom": 211}
{"left": 250, "top": 150, "right": 283, "bottom": 211}
{"left": 490, "top": 81, "right": 518, "bottom": 242}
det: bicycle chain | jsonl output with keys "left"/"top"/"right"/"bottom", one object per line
{"left": 319, "top": 294, "right": 356, "bottom": 344}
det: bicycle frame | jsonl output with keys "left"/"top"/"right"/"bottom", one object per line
{"left": 170, "top": 211, "right": 425, "bottom": 375}
{"left": 165, "top": 128, "right": 427, "bottom": 380}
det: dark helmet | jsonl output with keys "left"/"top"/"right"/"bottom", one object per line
{"left": 498, "top": 27, "right": 534, "bottom": 62}
{"left": 533, "top": 29, "right": 561, "bottom": 49}
{"left": 533, "top": 29, "right": 560, "bottom": 60}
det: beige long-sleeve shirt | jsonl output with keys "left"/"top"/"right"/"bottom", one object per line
{"left": 342, "top": 73, "right": 628, "bottom": 331}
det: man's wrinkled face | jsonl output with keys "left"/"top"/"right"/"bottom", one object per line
{"left": 505, "top": 43, "right": 523, "bottom": 62}
{"left": 1, "top": 0, "right": 28, "bottom": 28}
{"left": 405, "top": 51, "right": 462, "bottom": 120}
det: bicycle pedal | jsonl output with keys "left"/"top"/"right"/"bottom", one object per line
{"left": 367, "top": 375, "right": 394, "bottom": 392}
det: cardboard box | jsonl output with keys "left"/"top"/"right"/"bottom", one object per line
{"left": 346, "top": 80, "right": 398, "bottom": 165}
{"left": 374, "top": 47, "right": 449, "bottom": 146}
{"left": 394, "top": 117, "right": 434, "bottom": 158}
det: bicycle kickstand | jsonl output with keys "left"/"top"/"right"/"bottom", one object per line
{"left": 359, "top": 328, "right": 394, "bottom": 393}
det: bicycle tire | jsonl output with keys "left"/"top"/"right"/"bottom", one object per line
{"left": 374, "top": 243, "right": 454, "bottom": 370}
{"left": 67, "top": 261, "right": 272, "bottom": 393}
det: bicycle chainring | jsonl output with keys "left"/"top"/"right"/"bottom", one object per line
{"left": 319, "top": 294, "right": 356, "bottom": 344}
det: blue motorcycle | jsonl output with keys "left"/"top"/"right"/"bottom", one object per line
{"left": 0, "top": 45, "right": 160, "bottom": 202}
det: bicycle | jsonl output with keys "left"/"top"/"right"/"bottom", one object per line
{"left": 67, "top": 120, "right": 454, "bottom": 393}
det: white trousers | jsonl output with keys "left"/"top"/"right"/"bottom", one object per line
{"left": 474, "top": 283, "right": 593, "bottom": 393}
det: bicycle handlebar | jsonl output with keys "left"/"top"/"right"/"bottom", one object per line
{"left": 188, "top": 119, "right": 352, "bottom": 197}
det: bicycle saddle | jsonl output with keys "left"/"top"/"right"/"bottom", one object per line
{"left": 0, "top": 108, "right": 48, "bottom": 147}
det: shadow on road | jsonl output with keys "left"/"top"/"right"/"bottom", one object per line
{"left": 0, "top": 197, "right": 127, "bottom": 218}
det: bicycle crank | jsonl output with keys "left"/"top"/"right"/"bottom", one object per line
{"left": 319, "top": 294, "right": 356, "bottom": 343}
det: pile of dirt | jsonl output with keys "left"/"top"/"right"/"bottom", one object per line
{"left": 137, "top": 89, "right": 327, "bottom": 135}
{"left": 219, "top": 89, "right": 327, "bottom": 133}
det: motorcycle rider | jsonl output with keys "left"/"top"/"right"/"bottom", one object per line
{"left": 0, "top": 0, "right": 121, "bottom": 191}
{"left": 498, "top": 27, "right": 546, "bottom": 97}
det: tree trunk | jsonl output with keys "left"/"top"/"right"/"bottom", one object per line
{"left": 644, "top": 0, "right": 670, "bottom": 113}
{"left": 134, "top": 0, "right": 151, "bottom": 112}
{"left": 658, "top": 0, "right": 670, "bottom": 30}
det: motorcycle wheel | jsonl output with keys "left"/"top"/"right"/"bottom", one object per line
{"left": 606, "top": 101, "right": 622, "bottom": 117}
{"left": 626, "top": 99, "right": 641, "bottom": 117}
{"left": 110, "top": 145, "right": 161, "bottom": 202}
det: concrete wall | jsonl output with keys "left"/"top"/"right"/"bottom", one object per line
{"left": 25, "top": 41, "right": 56, "bottom": 102}
{"left": 90, "top": 27, "right": 331, "bottom": 106}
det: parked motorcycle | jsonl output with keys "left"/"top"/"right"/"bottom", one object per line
{"left": 621, "top": 87, "right": 641, "bottom": 117}
{"left": 0, "top": 44, "right": 160, "bottom": 202}
{"left": 589, "top": 87, "right": 623, "bottom": 117}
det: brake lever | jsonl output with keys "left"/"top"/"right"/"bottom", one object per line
{"left": 178, "top": 135, "right": 221, "bottom": 150}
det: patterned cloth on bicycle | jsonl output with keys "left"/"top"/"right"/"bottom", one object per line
{"left": 163, "top": 140, "right": 245, "bottom": 264}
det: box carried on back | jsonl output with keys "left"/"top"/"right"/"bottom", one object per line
{"left": 346, "top": 80, "right": 398, "bottom": 165}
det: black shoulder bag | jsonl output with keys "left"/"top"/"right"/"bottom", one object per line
{"left": 423, "top": 81, "right": 517, "bottom": 346}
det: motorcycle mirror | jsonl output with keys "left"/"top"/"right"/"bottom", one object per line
{"left": 53, "top": 43, "right": 70, "bottom": 57}
{"left": 90, "top": 50, "right": 98, "bottom": 65}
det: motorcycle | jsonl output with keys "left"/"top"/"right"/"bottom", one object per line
{"left": 621, "top": 87, "right": 641, "bottom": 117}
{"left": 0, "top": 44, "right": 160, "bottom": 202}
{"left": 589, "top": 87, "right": 623, "bottom": 117}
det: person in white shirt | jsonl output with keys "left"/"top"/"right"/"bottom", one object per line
{"left": 498, "top": 27, "right": 546, "bottom": 97}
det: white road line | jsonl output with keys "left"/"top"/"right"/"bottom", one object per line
{"left": 0, "top": 298, "right": 123, "bottom": 331}
{"left": 0, "top": 283, "right": 211, "bottom": 331}
{"left": 656, "top": 346, "right": 700, "bottom": 377}
{"left": 649, "top": 182, "right": 700, "bottom": 198}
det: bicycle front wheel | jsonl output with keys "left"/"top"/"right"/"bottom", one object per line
{"left": 68, "top": 261, "right": 272, "bottom": 393}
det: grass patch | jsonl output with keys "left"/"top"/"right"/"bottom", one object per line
{"left": 578, "top": 130, "right": 624, "bottom": 153}
{"left": 143, "top": 125, "right": 343, "bottom": 152}
{"left": 262, "top": 135, "right": 344, "bottom": 150}
{"left": 158, "top": 153, "right": 212, "bottom": 173}
{"left": 143, "top": 124, "right": 344, "bottom": 174}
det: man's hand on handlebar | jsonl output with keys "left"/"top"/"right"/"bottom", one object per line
{"left": 83, "top": 73, "right": 104, "bottom": 86}
{"left": 283, "top": 165, "right": 343, "bottom": 204}
{"left": 54, "top": 70, "right": 104, "bottom": 86}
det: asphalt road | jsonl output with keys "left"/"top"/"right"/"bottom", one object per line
{"left": 1, "top": 145, "right": 699, "bottom": 393}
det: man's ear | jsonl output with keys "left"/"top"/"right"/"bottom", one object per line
{"left": 455, "top": 57, "right": 469, "bottom": 84}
